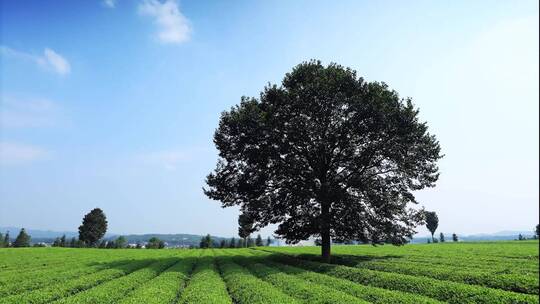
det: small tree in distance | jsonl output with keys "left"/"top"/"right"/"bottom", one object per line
{"left": 535, "top": 224, "right": 539, "bottom": 239}
{"left": 13, "top": 228, "right": 31, "bottom": 247}
{"left": 439, "top": 232, "right": 445, "bottom": 243}
{"left": 452, "top": 233, "right": 458, "bottom": 242}
{"left": 147, "top": 237, "right": 165, "bottom": 249}
{"left": 266, "top": 236, "right": 272, "bottom": 246}
{"left": 78, "top": 208, "right": 108, "bottom": 247}
{"left": 229, "top": 237, "right": 236, "bottom": 248}
{"left": 425, "top": 211, "right": 439, "bottom": 243}
{"left": 115, "top": 236, "right": 127, "bottom": 249}
{"left": 255, "top": 234, "right": 263, "bottom": 246}
{"left": 3, "top": 231, "right": 10, "bottom": 247}
{"left": 238, "top": 213, "right": 255, "bottom": 248}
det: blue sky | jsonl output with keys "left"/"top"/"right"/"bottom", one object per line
{"left": 1, "top": 0, "right": 538, "bottom": 238}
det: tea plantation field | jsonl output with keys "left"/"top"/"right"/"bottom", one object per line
{"left": 0, "top": 241, "right": 537, "bottom": 303}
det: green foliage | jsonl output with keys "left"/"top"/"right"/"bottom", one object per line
{"left": 78, "top": 208, "right": 108, "bottom": 246}
{"left": 237, "top": 258, "right": 368, "bottom": 303}
{"left": 205, "top": 60, "right": 442, "bottom": 260}
{"left": 0, "top": 242, "right": 537, "bottom": 303}
{"left": 216, "top": 254, "right": 300, "bottom": 304}
{"left": 452, "top": 233, "right": 458, "bottom": 242}
{"left": 118, "top": 256, "right": 196, "bottom": 304}
{"left": 439, "top": 233, "right": 445, "bottom": 243}
{"left": 69, "top": 237, "right": 77, "bottom": 247}
{"left": 255, "top": 234, "right": 263, "bottom": 247}
{"left": 200, "top": 234, "right": 213, "bottom": 248}
{"left": 179, "top": 254, "right": 232, "bottom": 304}
{"left": 115, "top": 236, "right": 127, "bottom": 249}
{"left": 146, "top": 237, "right": 165, "bottom": 249}
{"left": 266, "top": 236, "right": 272, "bottom": 246}
{"left": 238, "top": 213, "right": 255, "bottom": 241}
{"left": 3, "top": 231, "right": 10, "bottom": 247}
{"left": 12, "top": 228, "right": 31, "bottom": 247}
{"left": 425, "top": 211, "right": 439, "bottom": 241}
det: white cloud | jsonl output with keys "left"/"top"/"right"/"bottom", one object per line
{"left": 0, "top": 142, "right": 49, "bottom": 166}
{"left": 42, "top": 48, "right": 70, "bottom": 75}
{"left": 0, "top": 95, "right": 60, "bottom": 128}
{"left": 0, "top": 46, "right": 71, "bottom": 75}
{"left": 103, "top": 0, "right": 116, "bottom": 8}
{"left": 138, "top": 0, "right": 191, "bottom": 44}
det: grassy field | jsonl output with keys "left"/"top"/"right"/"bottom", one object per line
{"left": 0, "top": 241, "right": 537, "bottom": 304}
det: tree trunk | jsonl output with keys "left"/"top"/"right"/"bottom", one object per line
{"left": 431, "top": 232, "right": 434, "bottom": 243}
{"left": 321, "top": 227, "right": 331, "bottom": 262}
{"left": 321, "top": 202, "right": 331, "bottom": 263}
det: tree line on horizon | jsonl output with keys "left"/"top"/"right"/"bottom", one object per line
{"left": 199, "top": 233, "right": 272, "bottom": 249}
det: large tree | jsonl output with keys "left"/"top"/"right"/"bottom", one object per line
{"left": 204, "top": 60, "right": 442, "bottom": 261}
{"left": 78, "top": 208, "right": 108, "bottom": 246}
{"left": 425, "top": 211, "right": 439, "bottom": 242}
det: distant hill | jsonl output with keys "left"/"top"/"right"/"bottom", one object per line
{"left": 410, "top": 230, "right": 536, "bottom": 243}
{"left": 1, "top": 226, "right": 535, "bottom": 246}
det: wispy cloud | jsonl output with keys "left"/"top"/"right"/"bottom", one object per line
{"left": 0, "top": 142, "right": 50, "bottom": 166}
{"left": 103, "top": 0, "right": 116, "bottom": 8}
{"left": 0, "top": 46, "right": 71, "bottom": 75}
{"left": 137, "top": 146, "right": 210, "bottom": 170}
{"left": 0, "top": 95, "right": 61, "bottom": 128}
{"left": 138, "top": 0, "right": 191, "bottom": 44}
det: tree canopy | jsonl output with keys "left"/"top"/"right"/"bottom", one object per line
{"left": 204, "top": 60, "right": 442, "bottom": 260}
{"left": 78, "top": 208, "right": 108, "bottom": 246}
{"left": 147, "top": 237, "right": 165, "bottom": 249}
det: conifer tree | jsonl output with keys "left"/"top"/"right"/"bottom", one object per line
{"left": 3, "top": 231, "right": 10, "bottom": 247}
{"left": 255, "top": 234, "right": 263, "bottom": 246}
{"left": 78, "top": 208, "right": 108, "bottom": 246}
{"left": 425, "top": 211, "right": 439, "bottom": 243}
{"left": 13, "top": 228, "right": 31, "bottom": 247}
